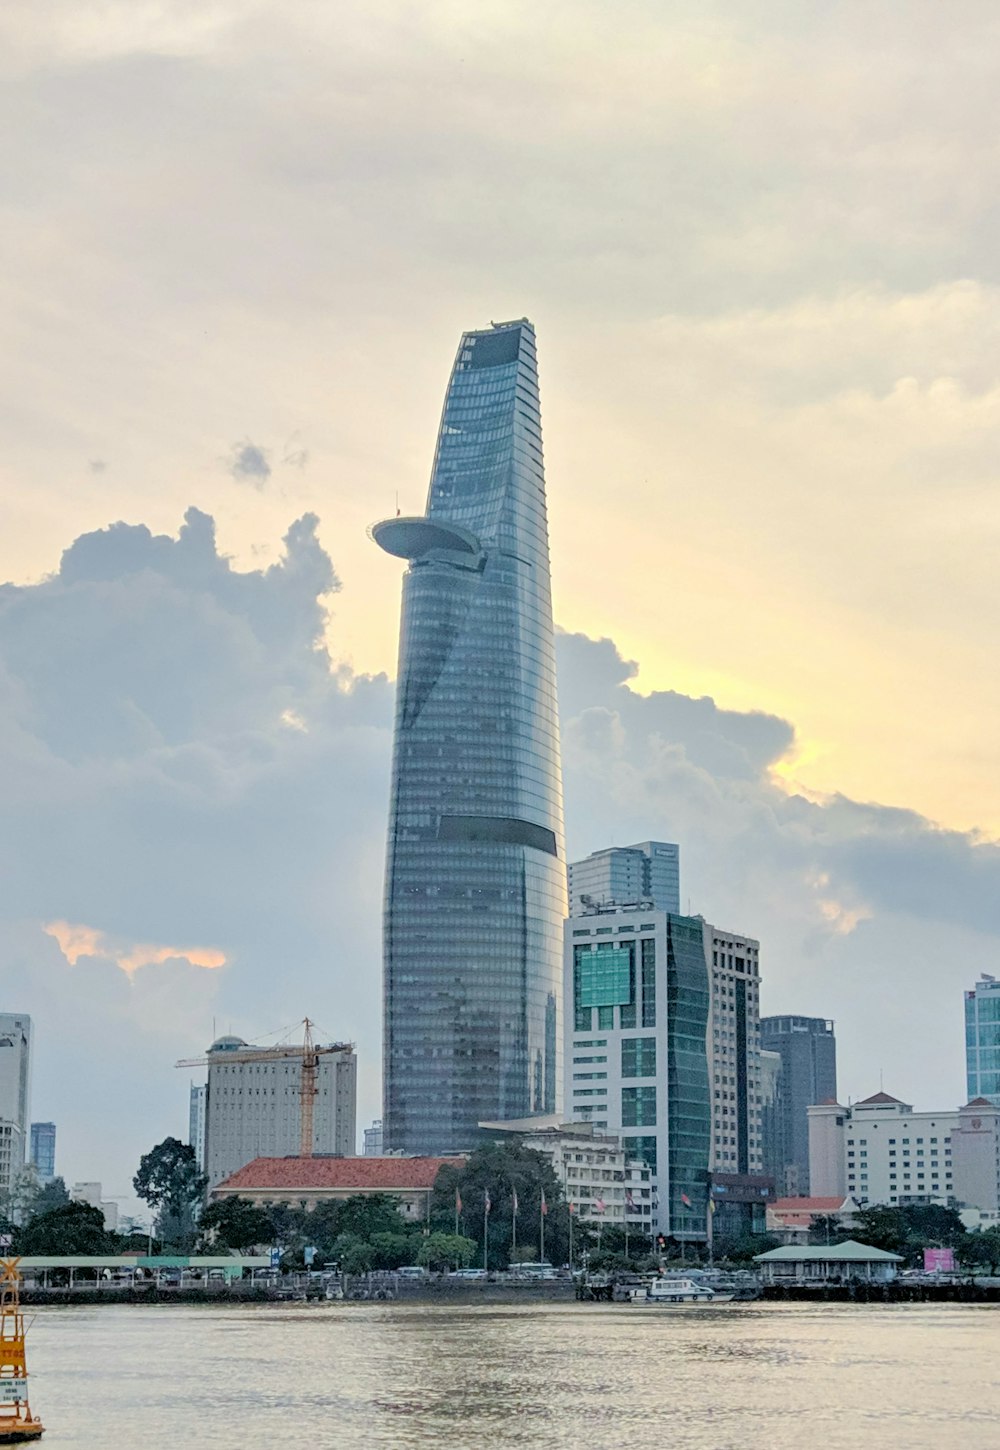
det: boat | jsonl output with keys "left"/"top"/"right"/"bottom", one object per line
{"left": 0, "top": 1259, "right": 44, "bottom": 1443}
{"left": 631, "top": 1275, "right": 735, "bottom": 1306}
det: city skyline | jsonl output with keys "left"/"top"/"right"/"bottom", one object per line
{"left": 2, "top": 5, "right": 1000, "bottom": 1197}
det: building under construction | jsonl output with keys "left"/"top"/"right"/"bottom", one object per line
{"left": 180, "top": 1025, "right": 357, "bottom": 1189}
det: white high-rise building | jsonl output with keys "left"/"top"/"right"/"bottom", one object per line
{"left": 809, "top": 1091, "right": 1000, "bottom": 1218}
{"left": 809, "top": 1093, "right": 959, "bottom": 1207}
{"left": 0, "top": 1014, "right": 31, "bottom": 1195}
{"left": 188, "top": 1084, "right": 207, "bottom": 1170}
{"left": 563, "top": 904, "right": 765, "bottom": 1240}
{"left": 568, "top": 842, "right": 680, "bottom": 915}
{"left": 203, "top": 1036, "right": 357, "bottom": 1188}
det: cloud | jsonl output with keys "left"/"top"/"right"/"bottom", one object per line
{"left": 0, "top": 506, "right": 994, "bottom": 1206}
{"left": 44, "top": 920, "right": 226, "bottom": 976}
{"left": 229, "top": 440, "right": 272, "bottom": 485}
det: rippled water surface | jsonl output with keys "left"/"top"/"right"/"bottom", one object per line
{"left": 27, "top": 1300, "right": 1000, "bottom": 1448}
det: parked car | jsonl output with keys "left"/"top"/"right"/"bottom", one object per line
{"left": 397, "top": 1265, "right": 430, "bottom": 1279}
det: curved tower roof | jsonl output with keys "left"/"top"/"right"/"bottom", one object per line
{"left": 373, "top": 319, "right": 566, "bottom": 1154}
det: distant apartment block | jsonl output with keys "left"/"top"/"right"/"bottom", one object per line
{"left": 0, "top": 1014, "right": 31, "bottom": 1194}
{"left": 363, "top": 1119, "right": 384, "bottom": 1157}
{"left": 568, "top": 842, "right": 680, "bottom": 915}
{"left": 29, "top": 1122, "right": 56, "bottom": 1183}
{"left": 760, "top": 1015, "right": 837, "bottom": 1195}
{"left": 203, "top": 1035, "right": 357, "bottom": 1188}
{"left": 965, "top": 975, "right": 1000, "bottom": 1105}
{"left": 70, "top": 1181, "right": 119, "bottom": 1231}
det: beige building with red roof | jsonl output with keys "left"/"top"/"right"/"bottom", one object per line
{"left": 210, "top": 1155, "right": 464, "bottom": 1221}
{"left": 766, "top": 1195, "right": 860, "bottom": 1244}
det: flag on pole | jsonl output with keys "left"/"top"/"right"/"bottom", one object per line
{"left": 681, "top": 1192, "right": 692, "bottom": 1207}
{"left": 594, "top": 1197, "right": 606, "bottom": 1213}
{"left": 625, "top": 1189, "right": 635, "bottom": 1209}
{"left": 512, "top": 1188, "right": 518, "bottom": 1215}
{"left": 456, "top": 1188, "right": 462, "bottom": 1214}
{"left": 568, "top": 1201, "right": 575, "bottom": 1215}
{"left": 709, "top": 1199, "right": 716, "bottom": 1214}
{"left": 484, "top": 1190, "right": 492, "bottom": 1216}
{"left": 540, "top": 1190, "right": 547, "bottom": 1217}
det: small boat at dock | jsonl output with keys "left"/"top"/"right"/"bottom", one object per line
{"left": 0, "top": 1260, "right": 43, "bottom": 1443}
{"left": 630, "top": 1275, "right": 735, "bottom": 1306}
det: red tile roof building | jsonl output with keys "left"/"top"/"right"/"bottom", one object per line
{"left": 210, "top": 1155, "right": 465, "bottom": 1219}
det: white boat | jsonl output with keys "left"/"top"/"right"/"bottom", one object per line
{"left": 631, "top": 1276, "right": 735, "bottom": 1306}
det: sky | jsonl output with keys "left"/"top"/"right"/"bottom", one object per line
{"left": 3, "top": 0, "right": 1000, "bottom": 1205}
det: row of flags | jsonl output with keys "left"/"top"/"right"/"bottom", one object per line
{"left": 456, "top": 1186, "right": 708, "bottom": 1216}
{"left": 458, "top": 1188, "right": 549, "bottom": 1216}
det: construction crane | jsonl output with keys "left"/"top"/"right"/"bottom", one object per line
{"left": 176, "top": 1019, "right": 354, "bottom": 1158}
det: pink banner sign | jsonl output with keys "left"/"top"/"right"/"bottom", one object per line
{"left": 923, "top": 1248, "right": 955, "bottom": 1273}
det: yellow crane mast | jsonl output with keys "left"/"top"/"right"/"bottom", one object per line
{"left": 177, "top": 1019, "right": 353, "bottom": 1158}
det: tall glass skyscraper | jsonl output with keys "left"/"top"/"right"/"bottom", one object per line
{"left": 372, "top": 319, "right": 567, "bottom": 1154}
{"left": 966, "top": 974, "right": 1000, "bottom": 1104}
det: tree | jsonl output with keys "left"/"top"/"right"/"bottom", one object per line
{"left": 852, "top": 1204, "right": 967, "bottom": 1265}
{"left": 417, "top": 1233, "right": 478, "bottom": 1271}
{"left": 716, "top": 1232, "right": 779, "bottom": 1265}
{"left": 19, "top": 1201, "right": 110, "bottom": 1255}
{"left": 369, "top": 1232, "right": 423, "bottom": 1270}
{"left": 35, "top": 1178, "right": 71, "bottom": 1215}
{"left": 957, "top": 1226, "right": 1000, "bottom": 1275}
{"left": 340, "top": 1241, "right": 375, "bottom": 1275}
{"left": 809, "top": 1214, "right": 848, "bottom": 1245}
{"left": 431, "top": 1141, "right": 566, "bottom": 1266}
{"left": 133, "top": 1138, "right": 207, "bottom": 1248}
{"left": 197, "top": 1197, "right": 274, "bottom": 1252}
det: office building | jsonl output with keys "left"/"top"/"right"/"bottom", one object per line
{"left": 0, "top": 1015, "right": 31, "bottom": 1194}
{"left": 363, "top": 1120, "right": 384, "bottom": 1157}
{"left": 372, "top": 319, "right": 566, "bottom": 1154}
{"left": 203, "top": 1035, "right": 357, "bottom": 1188}
{"left": 568, "top": 842, "right": 681, "bottom": 915}
{"left": 564, "top": 903, "right": 767, "bottom": 1239}
{"left": 29, "top": 1122, "right": 56, "bottom": 1184}
{"left": 478, "top": 1115, "right": 654, "bottom": 1228}
{"left": 759, "top": 1049, "right": 784, "bottom": 1190}
{"left": 965, "top": 975, "right": 1000, "bottom": 1104}
{"left": 760, "top": 1015, "right": 837, "bottom": 1194}
{"left": 188, "top": 1085, "right": 207, "bottom": 1170}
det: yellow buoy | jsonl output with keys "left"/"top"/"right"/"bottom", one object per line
{"left": 0, "top": 1260, "right": 43, "bottom": 1443}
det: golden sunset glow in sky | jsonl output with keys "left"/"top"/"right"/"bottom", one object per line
{"left": 4, "top": 3, "right": 999, "bottom": 838}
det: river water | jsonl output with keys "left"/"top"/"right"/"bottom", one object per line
{"left": 26, "top": 1300, "right": 1000, "bottom": 1448}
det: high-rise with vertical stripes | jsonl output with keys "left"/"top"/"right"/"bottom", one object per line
{"left": 372, "top": 319, "right": 566, "bottom": 1154}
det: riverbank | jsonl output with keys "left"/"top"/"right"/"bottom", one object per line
{"left": 21, "top": 1279, "right": 576, "bottom": 1307}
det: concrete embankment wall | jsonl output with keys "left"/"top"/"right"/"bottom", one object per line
{"left": 763, "top": 1282, "right": 1000, "bottom": 1303}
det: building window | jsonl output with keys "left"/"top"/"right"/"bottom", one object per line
{"left": 623, "top": 1135, "right": 657, "bottom": 1175}
{"left": 622, "top": 1038, "right": 657, "bottom": 1079}
{"left": 622, "top": 1086, "right": 657, "bottom": 1127}
{"left": 641, "top": 938, "right": 656, "bottom": 1028}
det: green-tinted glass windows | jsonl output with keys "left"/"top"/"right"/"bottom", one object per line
{"left": 641, "top": 939, "right": 656, "bottom": 1027}
{"left": 622, "top": 1037, "right": 657, "bottom": 1078}
{"left": 575, "top": 943, "right": 634, "bottom": 1007}
{"left": 623, "top": 1135, "right": 658, "bottom": 1174}
{"left": 622, "top": 1085, "right": 657, "bottom": 1127}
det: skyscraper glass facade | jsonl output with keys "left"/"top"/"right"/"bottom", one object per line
{"left": 374, "top": 319, "right": 566, "bottom": 1154}
{"left": 666, "top": 914, "right": 711, "bottom": 1236}
{"left": 966, "top": 976, "right": 1000, "bottom": 1104}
